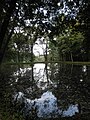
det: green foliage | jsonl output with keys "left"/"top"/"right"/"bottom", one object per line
{"left": 4, "top": 32, "right": 36, "bottom": 62}
{"left": 49, "top": 31, "right": 84, "bottom": 61}
{"left": 75, "top": 1, "right": 90, "bottom": 61}
{"left": 0, "top": 0, "right": 90, "bottom": 63}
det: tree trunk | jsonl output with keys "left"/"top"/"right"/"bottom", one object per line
{"left": 0, "top": 0, "right": 17, "bottom": 63}
{"left": 45, "top": 41, "right": 49, "bottom": 83}
{"left": 0, "top": 27, "right": 14, "bottom": 64}
{"left": 31, "top": 43, "right": 34, "bottom": 81}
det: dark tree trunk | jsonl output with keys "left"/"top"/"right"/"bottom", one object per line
{"left": 45, "top": 41, "right": 49, "bottom": 83}
{"left": 31, "top": 43, "right": 34, "bottom": 81}
{"left": 0, "top": 0, "right": 17, "bottom": 64}
{"left": 0, "top": 27, "right": 14, "bottom": 64}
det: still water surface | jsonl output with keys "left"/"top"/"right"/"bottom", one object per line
{"left": 0, "top": 63, "right": 90, "bottom": 119}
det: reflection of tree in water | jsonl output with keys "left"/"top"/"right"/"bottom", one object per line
{"left": 13, "top": 90, "right": 79, "bottom": 119}
{"left": 12, "top": 66, "right": 41, "bottom": 99}
{"left": 0, "top": 65, "right": 19, "bottom": 114}
{"left": 0, "top": 63, "right": 90, "bottom": 118}
{"left": 10, "top": 63, "right": 51, "bottom": 100}
{"left": 49, "top": 63, "right": 90, "bottom": 113}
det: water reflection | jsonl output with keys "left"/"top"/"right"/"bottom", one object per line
{"left": 13, "top": 63, "right": 53, "bottom": 90}
{"left": 14, "top": 91, "right": 79, "bottom": 118}
{"left": 82, "top": 65, "right": 87, "bottom": 72}
{"left": 13, "top": 68, "right": 32, "bottom": 77}
{"left": 33, "top": 64, "right": 48, "bottom": 89}
{"left": 0, "top": 63, "right": 90, "bottom": 119}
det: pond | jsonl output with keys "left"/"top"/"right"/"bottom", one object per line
{"left": 0, "top": 63, "right": 90, "bottom": 119}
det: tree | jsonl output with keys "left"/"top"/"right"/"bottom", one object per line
{"left": 0, "top": 0, "right": 18, "bottom": 63}
{"left": 76, "top": 1, "right": 90, "bottom": 61}
{"left": 49, "top": 30, "right": 84, "bottom": 62}
{"left": 0, "top": 0, "right": 79, "bottom": 64}
{"left": 0, "top": 0, "right": 90, "bottom": 64}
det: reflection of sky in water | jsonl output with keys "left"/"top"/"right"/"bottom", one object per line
{"left": 8, "top": 63, "right": 90, "bottom": 119}
{"left": 13, "top": 64, "right": 88, "bottom": 90}
{"left": 33, "top": 64, "right": 53, "bottom": 89}
{"left": 14, "top": 91, "right": 79, "bottom": 118}
{"left": 33, "top": 64, "right": 47, "bottom": 82}
{"left": 13, "top": 64, "right": 53, "bottom": 90}
{"left": 13, "top": 68, "right": 31, "bottom": 77}
{"left": 79, "top": 65, "right": 87, "bottom": 82}
{"left": 82, "top": 65, "right": 87, "bottom": 72}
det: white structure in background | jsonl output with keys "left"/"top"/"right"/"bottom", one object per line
{"left": 33, "top": 37, "right": 49, "bottom": 56}
{"left": 14, "top": 91, "right": 79, "bottom": 118}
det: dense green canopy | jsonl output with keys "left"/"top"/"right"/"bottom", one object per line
{"left": 0, "top": 0, "right": 90, "bottom": 63}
